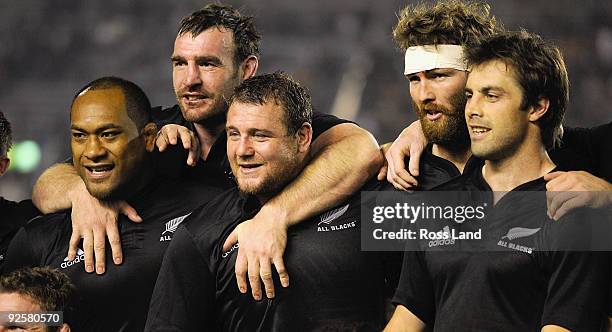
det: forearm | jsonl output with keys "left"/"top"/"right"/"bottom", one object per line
{"left": 264, "top": 125, "right": 382, "bottom": 226}
{"left": 32, "top": 163, "right": 83, "bottom": 213}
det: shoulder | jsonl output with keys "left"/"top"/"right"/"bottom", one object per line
{"left": 151, "top": 105, "right": 191, "bottom": 128}
{"left": 181, "top": 187, "right": 243, "bottom": 236}
{"left": 311, "top": 112, "right": 355, "bottom": 140}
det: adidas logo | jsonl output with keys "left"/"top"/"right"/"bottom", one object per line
{"left": 428, "top": 226, "right": 455, "bottom": 247}
{"left": 61, "top": 248, "right": 85, "bottom": 269}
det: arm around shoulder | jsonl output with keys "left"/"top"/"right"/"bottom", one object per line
{"left": 32, "top": 163, "right": 82, "bottom": 213}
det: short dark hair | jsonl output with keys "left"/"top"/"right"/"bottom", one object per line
{"left": 0, "top": 267, "right": 75, "bottom": 312}
{"left": 393, "top": 0, "right": 502, "bottom": 50}
{"left": 465, "top": 30, "right": 568, "bottom": 148}
{"left": 0, "top": 111, "right": 12, "bottom": 157}
{"left": 178, "top": 3, "right": 261, "bottom": 66}
{"left": 72, "top": 76, "right": 152, "bottom": 131}
{"left": 230, "top": 72, "right": 313, "bottom": 135}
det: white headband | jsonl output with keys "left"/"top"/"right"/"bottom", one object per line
{"left": 404, "top": 44, "right": 468, "bottom": 75}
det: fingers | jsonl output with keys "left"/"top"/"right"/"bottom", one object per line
{"left": 547, "top": 191, "right": 574, "bottom": 220}
{"left": 81, "top": 230, "right": 95, "bottom": 273}
{"left": 552, "top": 196, "right": 584, "bottom": 221}
{"left": 119, "top": 202, "right": 142, "bottom": 223}
{"left": 68, "top": 231, "right": 81, "bottom": 261}
{"left": 377, "top": 164, "right": 388, "bottom": 181}
{"left": 106, "top": 221, "right": 123, "bottom": 265}
{"left": 235, "top": 249, "right": 248, "bottom": 294}
{"left": 543, "top": 171, "right": 565, "bottom": 182}
{"left": 92, "top": 224, "right": 107, "bottom": 274}
{"left": 155, "top": 131, "right": 170, "bottom": 152}
{"left": 247, "top": 256, "right": 263, "bottom": 301}
{"left": 259, "top": 258, "right": 275, "bottom": 299}
{"left": 223, "top": 229, "right": 238, "bottom": 252}
{"left": 273, "top": 255, "right": 289, "bottom": 288}
{"left": 408, "top": 143, "right": 423, "bottom": 177}
{"left": 177, "top": 129, "right": 198, "bottom": 167}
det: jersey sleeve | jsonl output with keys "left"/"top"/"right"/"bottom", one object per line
{"left": 392, "top": 251, "right": 435, "bottom": 326}
{"left": 540, "top": 251, "right": 609, "bottom": 331}
{"left": 554, "top": 122, "right": 612, "bottom": 181}
{"left": 311, "top": 112, "right": 354, "bottom": 141}
{"left": 145, "top": 225, "right": 216, "bottom": 331}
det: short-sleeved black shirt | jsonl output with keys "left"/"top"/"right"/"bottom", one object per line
{"left": 0, "top": 198, "right": 39, "bottom": 271}
{"left": 145, "top": 180, "right": 400, "bottom": 331}
{"left": 3, "top": 177, "right": 222, "bottom": 331}
{"left": 393, "top": 166, "right": 610, "bottom": 331}
{"left": 151, "top": 105, "right": 352, "bottom": 189}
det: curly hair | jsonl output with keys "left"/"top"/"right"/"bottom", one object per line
{"left": 393, "top": 0, "right": 502, "bottom": 50}
{"left": 230, "top": 72, "right": 313, "bottom": 135}
{"left": 178, "top": 3, "right": 261, "bottom": 66}
{"left": 0, "top": 267, "right": 75, "bottom": 312}
{"left": 465, "top": 30, "right": 568, "bottom": 148}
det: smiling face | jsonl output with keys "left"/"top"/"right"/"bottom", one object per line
{"left": 70, "top": 88, "right": 151, "bottom": 200}
{"left": 226, "top": 100, "right": 309, "bottom": 200}
{"left": 172, "top": 28, "right": 242, "bottom": 124}
{"left": 408, "top": 68, "right": 470, "bottom": 148}
{"left": 464, "top": 60, "right": 530, "bottom": 160}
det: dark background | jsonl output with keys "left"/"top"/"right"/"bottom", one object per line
{"left": 1, "top": 0, "right": 611, "bottom": 200}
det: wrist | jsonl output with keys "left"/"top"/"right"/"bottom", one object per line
{"left": 67, "top": 180, "right": 88, "bottom": 207}
{"left": 258, "top": 203, "right": 291, "bottom": 229}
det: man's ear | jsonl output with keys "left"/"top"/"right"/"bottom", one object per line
{"left": 528, "top": 96, "right": 550, "bottom": 122}
{"left": 240, "top": 55, "right": 258, "bottom": 80}
{"left": 142, "top": 122, "right": 158, "bottom": 152}
{"left": 0, "top": 157, "right": 10, "bottom": 177}
{"left": 296, "top": 122, "right": 313, "bottom": 153}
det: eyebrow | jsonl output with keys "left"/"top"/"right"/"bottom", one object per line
{"left": 171, "top": 55, "right": 222, "bottom": 65}
{"left": 71, "top": 124, "right": 122, "bottom": 132}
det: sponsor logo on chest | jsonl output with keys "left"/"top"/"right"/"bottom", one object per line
{"left": 61, "top": 248, "right": 85, "bottom": 269}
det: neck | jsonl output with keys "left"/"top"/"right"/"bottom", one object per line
{"left": 106, "top": 165, "right": 154, "bottom": 202}
{"left": 193, "top": 116, "right": 226, "bottom": 160}
{"left": 482, "top": 137, "right": 555, "bottom": 192}
{"left": 432, "top": 144, "right": 472, "bottom": 173}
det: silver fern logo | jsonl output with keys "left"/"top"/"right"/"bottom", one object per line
{"left": 501, "top": 227, "right": 541, "bottom": 240}
{"left": 160, "top": 213, "right": 192, "bottom": 242}
{"left": 318, "top": 204, "right": 350, "bottom": 226}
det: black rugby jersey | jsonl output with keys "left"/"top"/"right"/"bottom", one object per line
{"left": 394, "top": 166, "right": 610, "bottom": 331}
{"left": 550, "top": 121, "right": 612, "bottom": 181}
{"left": 151, "top": 105, "right": 353, "bottom": 189}
{"left": 145, "top": 180, "right": 400, "bottom": 331}
{"left": 408, "top": 143, "right": 482, "bottom": 191}
{"left": 4, "top": 177, "right": 222, "bottom": 332}
{"left": 0, "top": 197, "right": 39, "bottom": 272}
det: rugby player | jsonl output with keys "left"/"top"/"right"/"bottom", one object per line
{"left": 382, "top": 0, "right": 500, "bottom": 190}
{"left": 4, "top": 77, "right": 222, "bottom": 331}
{"left": 385, "top": 30, "right": 609, "bottom": 331}
{"left": 145, "top": 72, "right": 398, "bottom": 331}
{"left": 31, "top": 5, "right": 381, "bottom": 301}
{"left": 0, "top": 111, "right": 39, "bottom": 270}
